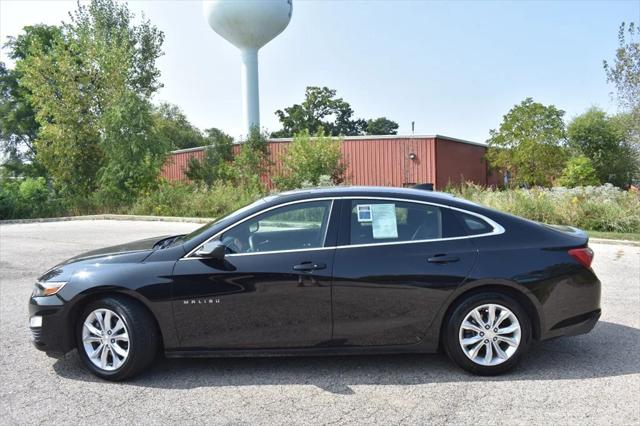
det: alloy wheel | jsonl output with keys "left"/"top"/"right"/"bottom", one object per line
{"left": 81, "top": 308, "right": 130, "bottom": 371}
{"left": 458, "top": 303, "right": 521, "bottom": 366}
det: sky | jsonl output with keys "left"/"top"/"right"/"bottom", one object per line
{"left": 1, "top": 0, "right": 639, "bottom": 143}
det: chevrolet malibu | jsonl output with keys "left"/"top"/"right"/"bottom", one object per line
{"left": 29, "top": 186, "right": 601, "bottom": 380}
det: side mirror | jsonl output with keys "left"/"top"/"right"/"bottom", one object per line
{"left": 194, "top": 240, "right": 225, "bottom": 260}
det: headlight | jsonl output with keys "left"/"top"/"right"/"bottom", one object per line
{"left": 32, "top": 281, "right": 67, "bottom": 297}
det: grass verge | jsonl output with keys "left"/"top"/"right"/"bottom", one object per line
{"left": 587, "top": 231, "right": 640, "bottom": 241}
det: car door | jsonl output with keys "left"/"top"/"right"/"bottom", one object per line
{"left": 171, "top": 199, "right": 337, "bottom": 349}
{"left": 331, "top": 198, "right": 478, "bottom": 346}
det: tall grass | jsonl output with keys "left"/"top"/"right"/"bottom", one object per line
{"left": 3, "top": 178, "right": 639, "bottom": 235}
{"left": 449, "top": 183, "right": 640, "bottom": 233}
{"left": 128, "top": 181, "right": 264, "bottom": 219}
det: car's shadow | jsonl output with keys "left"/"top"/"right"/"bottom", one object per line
{"left": 53, "top": 321, "right": 640, "bottom": 393}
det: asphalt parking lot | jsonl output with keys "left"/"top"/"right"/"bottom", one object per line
{"left": 1, "top": 220, "right": 639, "bottom": 425}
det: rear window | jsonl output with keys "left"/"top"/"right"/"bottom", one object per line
{"left": 457, "top": 212, "right": 494, "bottom": 236}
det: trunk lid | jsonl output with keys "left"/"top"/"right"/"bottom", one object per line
{"left": 544, "top": 224, "right": 589, "bottom": 246}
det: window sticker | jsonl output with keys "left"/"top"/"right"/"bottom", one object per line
{"left": 357, "top": 205, "right": 372, "bottom": 222}
{"left": 371, "top": 204, "right": 398, "bottom": 239}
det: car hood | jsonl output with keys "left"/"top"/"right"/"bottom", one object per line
{"left": 38, "top": 235, "right": 171, "bottom": 283}
{"left": 66, "top": 236, "right": 171, "bottom": 262}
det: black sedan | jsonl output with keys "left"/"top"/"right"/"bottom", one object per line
{"left": 29, "top": 186, "right": 601, "bottom": 380}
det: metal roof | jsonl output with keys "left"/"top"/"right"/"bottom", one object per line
{"left": 169, "top": 134, "right": 486, "bottom": 154}
{"left": 269, "top": 134, "right": 486, "bottom": 147}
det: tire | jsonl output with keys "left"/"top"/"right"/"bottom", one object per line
{"left": 75, "top": 295, "right": 159, "bottom": 381}
{"left": 443, "top": 292, "right": 531, "bottom": 375}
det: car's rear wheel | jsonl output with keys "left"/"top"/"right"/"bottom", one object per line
{"left": 443, "top": 292, "right": 531, "bottom": 375}
{"left": 76, "top": 296, "right": 158, "bottom": 381}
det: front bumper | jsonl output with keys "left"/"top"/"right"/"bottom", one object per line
{"left": 28, "top": 295, "right": 74, "bottom": 358}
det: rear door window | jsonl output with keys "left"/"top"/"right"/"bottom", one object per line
{"left": 348, "top": 200, "right": 466, "bottom": 245}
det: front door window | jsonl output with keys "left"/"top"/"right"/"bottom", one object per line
{"left": 221, "top": 200, "right": 332, "bottom": 254}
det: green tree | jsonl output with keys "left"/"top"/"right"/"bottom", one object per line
{"left": 154, "top": 102, "right": 206, "bottom": 150}
{"left": 185, "top": 128, "right": 235, "bottom": 186}
{"left": 486, "top": 98, "right": 568, "bottom": 187}
{"left": 19, "top": 27, "right": 104, "bottom": 196}
{"left": 604, "top": 22, "right": 640, "bottom": 112}
{"left": 366, "top": 117, "right": 399, "bottom": 135}
{"left": 611, "top": 112, "right": 640, "bottom": 185}
{"left": 567, "top": 107, "right": 636, "bottom": 187}
{"left": 272, "top": 86, "right": 367, "bottom": 137}
{"left": 557, "top": 155, "right": 599, "bottom": 187}
{"left": 203, "top": 127, "right": 233, "bottom": 147}
{"left": 603, "top": 22, "right": 640, "bottom": 183}
{"left": 0, "top": 25, "right": 61, "bottom": 176}
{"left": 98, "top": 91, "right": 168, "bottom": 203}
{"left": 18, "top": 0, "right": 165, "bottom": 201}
{"left": 274, "top": 129, "right": 346, "bottom": 190}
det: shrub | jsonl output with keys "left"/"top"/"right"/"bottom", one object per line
{"left": 0, "top": 175, "right": 265, "bottom": 220}
{"left": 185, "top": 130, "right": 235, "bottom": 186}
{"left": 19, "top": 177, "right": 50, "bottom": 206}
{"left": 300, "top": 175, "right": 336, "bottom": 188}
{"left": 557, "top": 156, "right": 599, "bottom": 188}
{"left": 234, "top": 126, "right": 271, "bottom": 190}
{"left": 274, "top": 129, "right": 346, "bottom": 190}
{"left": 0, "top": 179, "right": 21, "bottom": 219}
{"left": 0, "top": 177, "right": 65, "bottom": 219}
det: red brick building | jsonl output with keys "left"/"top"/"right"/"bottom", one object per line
{"left": 161, "top": 134, "right": 496, "bottom": 190}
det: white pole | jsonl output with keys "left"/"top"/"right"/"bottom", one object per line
{"left": 241, "top": 48, "right": 260, "bottom": 137}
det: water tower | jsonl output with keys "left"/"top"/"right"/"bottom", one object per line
{"left": 203, "top": 0, "right": 293, "bottom": 137}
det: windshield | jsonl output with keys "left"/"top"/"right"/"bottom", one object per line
{"left": 171, "top": 195, "right": 278, "bottom": 244}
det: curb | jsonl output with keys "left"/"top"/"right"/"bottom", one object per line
{"left": 0, "top": 214, "right": 214, "bottom": 225}
{"left": 589, "top": 238, "right": 640, "bottom": 247}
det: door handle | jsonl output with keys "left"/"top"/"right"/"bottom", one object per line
{"left": 293, "top": 262, "right": 327, "bottom": 272}
{"left": 427, "top": 254, "right": 460, "bottom": 264}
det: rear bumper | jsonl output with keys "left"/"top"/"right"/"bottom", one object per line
{"left": 538, "top": 265, "right": 602, "bottom": 340}
{"left": 28, "top": 295, "right": 74, "bottom": 358}
{"left": 542, "top": 309, "right": 601, "bottom": 340}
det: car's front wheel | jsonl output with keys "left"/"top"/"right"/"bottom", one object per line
{"left": 443, "top": 292, "right": 531, "bottom": 375}
{"left": 76, "top": 296, "right": 158, "bottom": 381}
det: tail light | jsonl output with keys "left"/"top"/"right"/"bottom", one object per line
{"left": 568, "top": 247, "right": 594, "bottom": 268}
